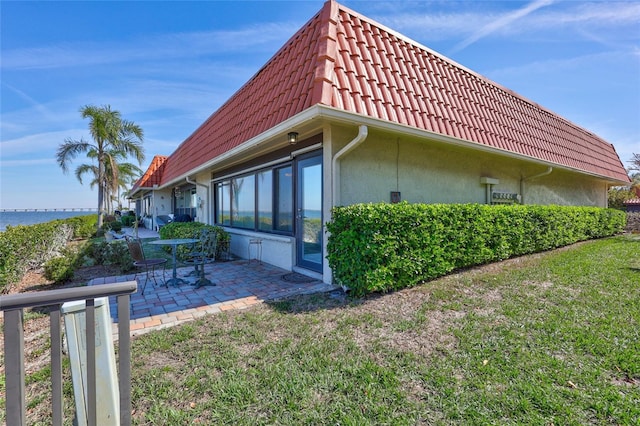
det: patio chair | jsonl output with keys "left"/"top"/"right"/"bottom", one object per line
{"left": 155, "top": 215, "right": 173, "bottom": 231}
{"left": 126, "top": 237, "right": 168, "bottom": 294}
{"left": 185, "top": 228, "right": 217, "bottom": 288}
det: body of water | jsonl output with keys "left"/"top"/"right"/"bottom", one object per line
{"left": 0, "top": 211, "right": 97, "bottom": 232}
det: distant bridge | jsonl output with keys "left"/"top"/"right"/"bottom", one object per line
{"left": 0, "top": 208, "right": 97, "bottom": 213}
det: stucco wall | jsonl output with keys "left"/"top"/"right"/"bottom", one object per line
{"left": 336, "top": 128, "right": 608, "bottom": 208}
{"left": 224, "top": 229, "right": 294, "bottom": 270}
{"left": 153, "top": 190, "right": 173, "bottom": 216}
{"left": 191, "top": 170, "right": 212, "bottom": 224}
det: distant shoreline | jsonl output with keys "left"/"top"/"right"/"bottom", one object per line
{"left": 1, "top": 208, "right": 95, "bottom": 212}
{"left": 0, "top": 210, "right": 98, "bottom": 232}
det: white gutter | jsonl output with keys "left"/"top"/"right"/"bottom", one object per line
{"left": 520, "top": 167, "right": 553, "bottom": 204}
{"left": 332, "top": 125, "right": 368, "bottom": 207}
{"left": 186, "top": 176, "right": 210, "bottom": 224}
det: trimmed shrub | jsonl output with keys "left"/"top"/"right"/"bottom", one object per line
{"left": 58, "top": 214, "right": 98, "bottom": 239}
{"left": 159, "top": 222, "right": 229, "bottom": 260}
{"left": 0, "top": 214, "right": 97, "bottom": 293}
{"left": 326, "top": 203, "right": 626, "bottom": 296}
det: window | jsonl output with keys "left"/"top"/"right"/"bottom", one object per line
{"left": 275, "top": 166, "right": 293, "bottom": 232}
{"left": 217, "top": 181, "right": 231, "bottom": 225}
{"left": 214, "top": 163, "right": 293, "bottom": 234}
{"left": 232, "top": 175, "right": 255, "bottom": 229}
{"left": 257, "top": 170, "right": 273, "bottom": 231}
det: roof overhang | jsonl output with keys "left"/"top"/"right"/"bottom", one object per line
{"left": 313, "top": 106, "right": 631, "bottom": 187}
{"left": 152, "top": 104, "right": 630, "bottom": 190}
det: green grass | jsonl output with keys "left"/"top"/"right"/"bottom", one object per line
{"left": 10, "top": 235, "right": 640, "bottom": 425}
{"left": 126, "top": 235, "right": 639, "bottom": 425}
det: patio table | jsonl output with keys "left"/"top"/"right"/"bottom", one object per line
{"left": 149, "top": 238, "right": 198, "bottom": 286}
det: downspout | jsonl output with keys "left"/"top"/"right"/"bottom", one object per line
{"left": 520, "top": 167, "right": 553, "bottom": 204}
{"left": 186, "top": 176, "right": 210, "bottom": 224}
{"left": 332, "top": 125, "right": 368, "bottom": 207}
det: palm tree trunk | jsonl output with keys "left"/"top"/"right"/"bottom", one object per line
{"left": 97, "top": 185, "right": 105, "bottom": 230}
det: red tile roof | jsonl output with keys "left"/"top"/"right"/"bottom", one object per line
{"left": 154, "top": 0, "right": 629, "bottom": 186}
{"left": 130, "top": 155, "right": 168, "bottom": 192}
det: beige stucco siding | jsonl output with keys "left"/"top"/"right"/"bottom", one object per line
{"left": 334, "top": 127, "right": 609, "bottom": 208}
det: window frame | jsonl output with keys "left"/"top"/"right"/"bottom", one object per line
{"left": 213, "top": 161, "right": 294, "bottom": 235}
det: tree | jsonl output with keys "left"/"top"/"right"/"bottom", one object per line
{"left": 57, "top": 105, "right": 144, "bottom": 229}
{"left": 75, "top": 149, "right": 143, "bottom": 214}
{"left": 630, "top": 153, "right": 640, "bottom": 171}
{"left": 608, "top": 186, "right": 636, "bottom": 210}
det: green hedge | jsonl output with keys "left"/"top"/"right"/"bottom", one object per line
{"left": 158, "top": 222, "right": 230, "bottom": 261}
{"left": 0, "top": 214, "right": 97, "bottom": 293}
{"left": 326, "top": 203, "right": 626, "bottom": 296}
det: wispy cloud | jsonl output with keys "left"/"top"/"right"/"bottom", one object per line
{"left": 1, "top": 23, "right": 295, "bottom": 71}
{"left": 0, "top": 130, "right": 85, "bottom": 157}
{"left": 1, "top": 82, "right": 57, "bottom": 121}
{"left": 0, "top": 158, "right": 57, "bottom": 167}
{"left": 451, "top": 0, "right": 555, "bottom": 53}
{"left": 380, "top": 1, "right": 640, "bottom": 46}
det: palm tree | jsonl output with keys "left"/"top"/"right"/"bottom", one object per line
{"left": 76, "top": 150, "right": 143, "bottom": 214}
{"left": 57, "top": 105, "right": 144, "bottom": 229}
{"left": 112, "top": 160, "right": 144, "bottom": 211}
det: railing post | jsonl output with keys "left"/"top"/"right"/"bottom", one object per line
{"left": 50, "top": 306, "right": 63, "bottom": 424}
{"left": 4, "top": 309, "right": 26, "bottom": 426}
{"left": 86, "top": 299, "right": 97, "bottom": 426}
{"left": 1, "top": 281, "right": 137, "bottom": 426}
{"left": 118, "top": 294, "right": 132, "bottom": 425}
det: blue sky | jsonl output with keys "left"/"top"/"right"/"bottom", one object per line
{"left": 1, "top": 0, "right": 639, "bottom": 210}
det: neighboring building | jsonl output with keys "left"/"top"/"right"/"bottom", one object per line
{"left": 623, "top": 198, "right": 640, "bottom": 213}
{"left": 128, "top": 0, "right": 630, "bottom": 282}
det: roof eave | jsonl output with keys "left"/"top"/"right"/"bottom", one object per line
{"left": 314, "top": 106, "right": 632, "bottom": 186}
{"left": 156, "top": 104, "right": 630, "bottom": 189}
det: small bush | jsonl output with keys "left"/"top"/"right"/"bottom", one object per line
{"left": 121, "top": 215, "right": 136, "bottom": 227}
{"left": 89, "top": 241, "right": 134, "bottom": 272}
{"left": 327, "top": 203, "right": 626, "bottom": 296}
{"left": 102, "top": 221, "right": 123, "bottom": 232}
{"left": 43, "top": 256, "right": 75, "bottom": 283}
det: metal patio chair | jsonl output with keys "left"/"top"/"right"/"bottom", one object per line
{"left": 184, "top": 228, "right": 217, "bottom": 288}
{"left": 126, "top": 237, "right": 168, "bottom": 294}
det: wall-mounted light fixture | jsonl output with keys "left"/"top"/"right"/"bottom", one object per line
{"left": 288, "top": 131, "right": 299, "bottom": 145}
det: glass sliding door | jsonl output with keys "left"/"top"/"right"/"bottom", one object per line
{"left": 296, "top": 153, "right": 323, "bottom": 272}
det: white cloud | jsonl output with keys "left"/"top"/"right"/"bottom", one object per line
{"left": 1, "top": 23, "right": 296, "bottom": 71}
{"left": 452, "top": 0, "right": 555, "bottom": 52}
{"left": 380, "top": 1, "right": 640, "bottom": 44}
{"left": 0, "top": 158, "right": 57, "bottom": 167}
{"left": 0, "top": 130, "right": 86, "bottom": 157}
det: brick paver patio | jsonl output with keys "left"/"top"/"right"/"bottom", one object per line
{"left": 89, "top": 259, "right": 336, "bottom": 338}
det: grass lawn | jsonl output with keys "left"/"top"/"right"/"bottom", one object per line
{"left": 4, "top": 235, "right": 639, "bottom": 425}
{"left": 128, "top": 235, "right": 639, "bottom": 425}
